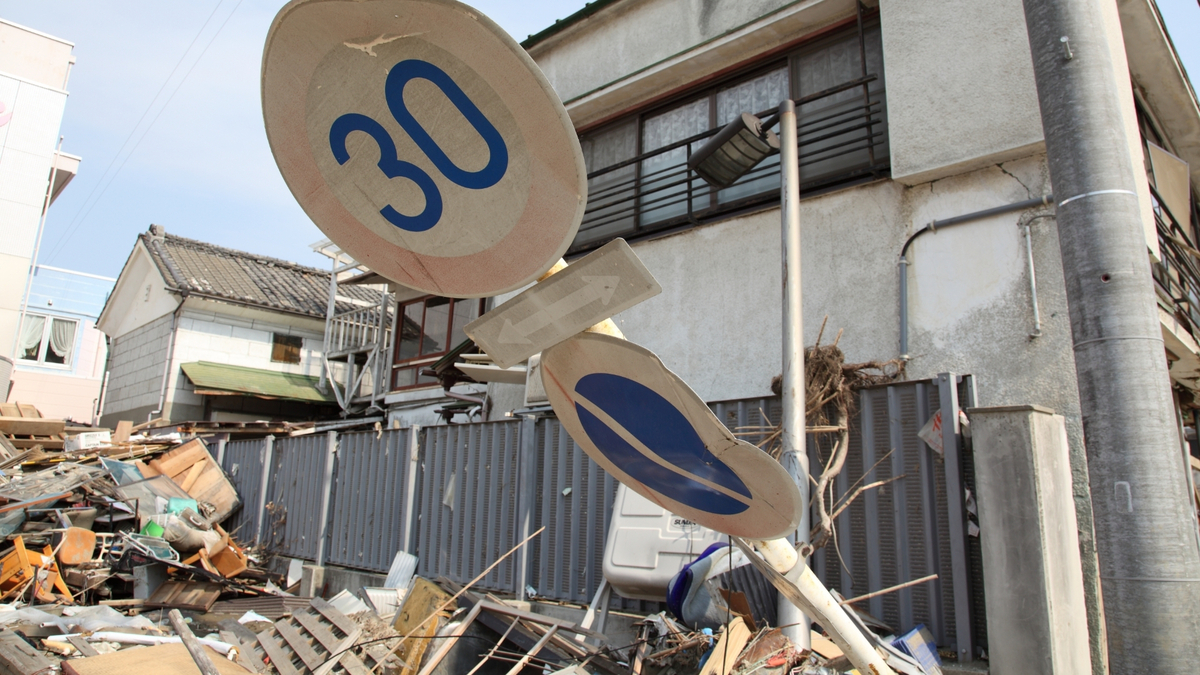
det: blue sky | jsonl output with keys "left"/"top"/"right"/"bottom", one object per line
{"left": 1, "top": 0, "right": 1198, "bottom": 279}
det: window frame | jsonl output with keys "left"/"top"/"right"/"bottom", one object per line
{"left": 271, "top": 333, "right": 304, "bottom": 364}
{"left": 391, "top": 295, "right": 486, "bottom": 391}
{"left": 570, "top": 12, "right": 888, "bottom": 255}
{"left": 16, "top": 313, "right": 78, "bottom": 368}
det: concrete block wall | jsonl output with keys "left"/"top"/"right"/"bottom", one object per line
{"left": 100, "top": 313, "right": 173, "bottom": 425}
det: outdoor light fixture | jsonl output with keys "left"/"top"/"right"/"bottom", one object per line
{"left": 687, "top": 112, "right": 780, "bottom": 189}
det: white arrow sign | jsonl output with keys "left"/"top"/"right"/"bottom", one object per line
{"left": 498, "top": 276, "right": 619, "bottom": 344}
{"left": 465, "top": 238, "right": 660, "bottom": 368}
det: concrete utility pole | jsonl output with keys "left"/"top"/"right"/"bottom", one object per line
{"left": 1020, "top": 0, "right": 1200, "bottom": 671}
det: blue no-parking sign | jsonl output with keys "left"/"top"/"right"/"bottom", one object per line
{"left": 542, "top": 332, "right": 804, "bottom": 539}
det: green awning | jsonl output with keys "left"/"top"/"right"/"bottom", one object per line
{"left": 180, "top": 361, "right": 334, "bottom": 403}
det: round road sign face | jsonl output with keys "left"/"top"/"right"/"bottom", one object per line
{"left": 541, "top": 332, "right": 804, "bottom": 539}
{"left": 263, "top": 0, "right": 585, "bottom": 298}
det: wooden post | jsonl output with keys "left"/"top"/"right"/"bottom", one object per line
{"left": 168, "top": 609, "right": 222, "bottom": 675}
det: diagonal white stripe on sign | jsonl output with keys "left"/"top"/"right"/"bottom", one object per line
{"left": 571, "top": 391, "right": 753, "bottom": 506}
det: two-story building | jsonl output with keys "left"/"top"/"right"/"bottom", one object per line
{"left": 0, "top": 18, "right": 81, "bottom": 393}
{"left": 97, "top": 225, "right": 381, "bottom": 427}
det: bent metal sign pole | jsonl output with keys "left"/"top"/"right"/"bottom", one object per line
{"left": 262, "top": 0, "right": 586, "bottom": 298}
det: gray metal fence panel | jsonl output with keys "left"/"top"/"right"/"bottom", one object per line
{"left": 806, "top": 376, "right": 980, "bottom": 653}
{"left": 326, "top": 429, "right": 413, "bottom": 572}
{"left": 530, "top": 418, "right": 617, "bottom": 605}
{"left": 220, "top": 438, "right": 268, "bottom": 542}
{"left": 415, "top": 422, "right": 520, "bottom": 593}
{"left": 263, "top": 434, "right": 329, "bottom": 560}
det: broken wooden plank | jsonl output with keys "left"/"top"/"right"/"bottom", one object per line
{"left": 14, "top": 405, "right": 39, "bottom": 419}
{"left": 169, "top": 608, "right": 223, "bottom": 675}
{"left": 66, "top": 635, "right": 99, "bottom": 657}
{"left": 145, "top": 579, "right": 224, "bottom": 612}
{"left": 0, "top": 629, "right": 55, "bottom": 675}
{"left": 255, "top": 629, "right": 303, "bottom": 675}
{"left": 7, "top": 438, "right": 63, "bottom": 450}
{"left": 219, "top": 630, "right": 266, "bottom": 674}
{"left": 697, "top": 617, "right": 751, "bottom": 675}
{"left": 274, "top": 620, "right": 326, "bottom": 672}
{"left": 62, "top": 642, "right": 254, "bottom": 675}
{"left": 310, "top": 596, "right": 360, "bottom": 637}
{"left": 113, "top": 420, "right": 133, "bottom": 444}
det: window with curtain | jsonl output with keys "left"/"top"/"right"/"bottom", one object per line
{"left": 18, "top": 314, "right": 76, "bottom": 366}
{"left": 392, "top": 296, "right": 485, "bottom": 390}
{"left": 571, "top": 16, "right": 888, "bottom": 254}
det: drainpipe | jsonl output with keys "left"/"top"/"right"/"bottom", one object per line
{"left": 151, "top": 297, "right": 185, "bottom": 422}
{"left": 898, "top": 194, "right": 1052, "bottom": 360}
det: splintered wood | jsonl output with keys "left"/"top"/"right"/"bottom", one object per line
{"left": 141, "top": 439, "right": 240, "bottom": 521}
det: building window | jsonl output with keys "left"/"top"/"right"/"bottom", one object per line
{"left": 573, "top": 16, "right": 888, "bottom": 253}
{"left": 272, "top": 334, "right": 303, "bottom": 364}
{"left": 392, "top": 296, "right": 485, "bottom": 390}
{"left": 17, "top": 314, "right": 77, "bottom": 366}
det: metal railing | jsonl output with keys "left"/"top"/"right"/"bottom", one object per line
{"left": 1151, "top": 183, "right": 1200, "bottom": 340}
{"left": 327, "top": 304, "right": 391, "bottom": 357}
{"left": 574, "top": 77, "right": 889, "bottom": 254}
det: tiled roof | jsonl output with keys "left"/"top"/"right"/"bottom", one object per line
{"left": 140, "top": 226, "right": 380, "bottom": 319}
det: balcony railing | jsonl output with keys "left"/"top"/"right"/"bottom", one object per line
{"left": 327, "top": 304, "right": 391, "bottom": 358}
{"left": 1151, "top": 183, "right": 1200, "bottom": 340}
{"left": 573, "top": 76, "right": 890, "bottom": 254}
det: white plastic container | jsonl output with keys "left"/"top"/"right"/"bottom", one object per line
{"left": 602, "top": 483, "right": 727, "bottom": 601}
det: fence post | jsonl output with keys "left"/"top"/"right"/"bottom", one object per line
{"left": 401, "top": 425, "right": 422, "bottom": 554}
{"left": 515, "top": 415, "right": 539, "bottom": 600}
{"left": 255, "top": 435, "right": 275, "bottom": 546}
{"left": 315, "top": 430, "right": 338, "bottom": 567}
{"left": 938, "top": 372, "right": 974, "bottom": 662}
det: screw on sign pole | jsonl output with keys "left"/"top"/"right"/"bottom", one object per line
{"left": 262, "top": 0, "right": 586, "bottom": 298}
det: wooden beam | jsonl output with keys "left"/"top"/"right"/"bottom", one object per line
{"left": 0, "top": 418, "right": 64, "bottom": 437}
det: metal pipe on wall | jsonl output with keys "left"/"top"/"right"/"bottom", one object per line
{"left": 1021, "top": 0, "right": 1200, "bottom": 670}
{"left": 1020, "top": 213, "right": 1057, "bottom": 338}
{"left": 898, "top": 194, "right": 1052, "bottom": 359}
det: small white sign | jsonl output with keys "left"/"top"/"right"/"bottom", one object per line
{"left": 918, "top": 410, "right": 944, "bottom": 455}
{"left": 465, "top": 238, "right": 661, "bottom": 368}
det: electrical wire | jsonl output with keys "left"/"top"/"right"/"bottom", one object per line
{"left": 43, "top": 0, "right": 244, "bottom": 264}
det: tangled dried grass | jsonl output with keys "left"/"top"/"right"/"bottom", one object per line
{"left": 756, "top": 318, "right": 904, "bottom": 551}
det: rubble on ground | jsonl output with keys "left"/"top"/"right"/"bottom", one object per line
{"left": 0, "top": 403, "right": 942, "bottom": 674}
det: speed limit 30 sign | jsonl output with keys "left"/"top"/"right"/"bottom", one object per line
{"left": 263, "top": 0, "right": 586, "bottom": 297}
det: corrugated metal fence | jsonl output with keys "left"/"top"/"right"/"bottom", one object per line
{"left": 213, "top": 374, "right": 982, "bottom": 655}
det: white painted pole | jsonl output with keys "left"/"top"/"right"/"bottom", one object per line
{"left": 777, "top": 98, "right": 810, "bottom": 648}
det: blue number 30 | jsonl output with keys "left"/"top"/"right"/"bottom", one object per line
{"left": 328, "top": 60, "right": 509, "bottom": 233}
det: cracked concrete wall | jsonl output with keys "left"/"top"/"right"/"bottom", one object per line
{"left": 878, "top": 0, "right": 1045, "bottom": 185}
{"left": 598, "top": 153, "right": 1104, "bottom": 669}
